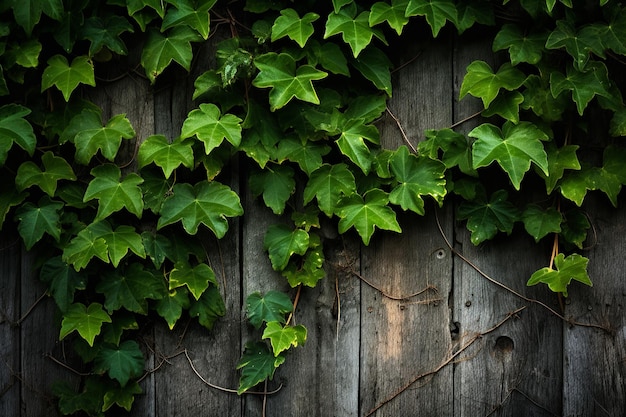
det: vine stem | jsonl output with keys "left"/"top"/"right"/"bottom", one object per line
{"left": 364, "top": 306, "right": 526, "bottom": 416}
{"left": 345, "top": 264, "right": 440, "bottom": 302}
{"left": 285, "top": 285, "right": 302, "bottom": 326}
{"left": 386, "top": 107, "right": 418, "bottom": 153}
{"left": 434, "top": 209, "right": 611, "bottom": 333}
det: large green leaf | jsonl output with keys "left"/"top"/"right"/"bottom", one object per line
{"left": 0, "top": 104, "right": 36, "bottom": 166}
{"left": 83, "top": 164, "right": 144, "bottom": 221}
{"left": 324, "top": 3, "right": 378, "bottom": 57}
{"left": 60, "top": 302, "right": 112, "bottom": 346}
{"left": 405, "top": 0, "right": 457, "bottom": 37}
{"left": 389, "top": 146, "right": 446, "bottom": 214}
{"left": 88, "top": 221, "right": 146, "bottom": 267}
{"left": 337, "top": 189, "right": 401, "bottom": 245}
{"left": 137, "top": 135, "right": 194, "bottom": 179}
{"left": 527, "top": 253, "right": 591, "bottom": 296}
{"left": 16, "top": 151, "right": 76, "bottom": 196}
{"left": 271, "top": 8, "right": 319, "bottom": 48}
{"left": 141, "top": 26, "right": 202, "bottom": 83}
{"left": 236, "top": 341, "right": 285, "bottom": 394}
{"left": 303, "top": 163, "right": 357, "bottom": 217}
{"left": 245, "top": 290, "right": 293, "bottom": 329}
{"left": 62, "top": 228, "right": 109, "bottom": 271}
{"left": 459, "top": 61, "right": 527, "bottom": 108}
{"left": 41, "top": 55, "right": 95, "bottom": 101}
{"left": 249, "top": 164, "right": 296, "bottom": 215}
{"left": 10, "top": 0, "right": 63, "bottom": 35}
{"left": 276, "top": 136, "right": 331, "bottom": 175}
{"left": 157, "top": 181, "right": 243, "bottom": 236}
{"left": 470, "top": 121, "right": 549, "bottom": 190}
{"left": 141, "top": 231, "right": 172, "bottom": 269}
{"left": 252, "top": 52, "right": 328, "bottom": 111}
{"left": 550, "top": 62, "right": 613, "bottom": 115}
{"left": 82, "top": 15, "right": 134, "bottom": 56}
{"left": 351, "top": 46, "right": 392, "bottom": 95}
{"left": 538, "top": 142, "right": 581, "bottom": 194}
{"left": 546, "top": 20, "right": 604, "bottom": 70}
{"left": 96, "top": 263, "right": 165, "bottom": 314}
{"left": 457, "top": 189, "right": 520, "bottom": 245}
{"left": 262, "top": 321, "right": 307, "bottom": 357}
{"left": 40, "top": 256, "right": 87, "bottom": 312}
{"left": 180, "top": 103, "right": 243, "bottom": 154}
{"left": 94, "top": 340, "right": 144, "bottom": 386}
{"left": 336, "top": 118, "right": 379, "bottom": 174}
{"left": 169, "top": 262, "right": 217, "bottom": 300}
{"left": 521, "top": 204, "right": 562, "bottom": 242}
{"left": 369, "top": 0, "right": 410, "bottom": 35}
{"left": 161, "top": 0, "right": 217, "bottom": 39}
{"left": 14, "top": 196, "right": 63, "bottom": 250}
{"left": 264, "top": 224, "right": 310, "bottom": 271}
{"left": 493, "top": 24, "right": 547, "bottom": 65}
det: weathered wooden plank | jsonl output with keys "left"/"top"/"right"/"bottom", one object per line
{"left": 0, "top": 231, "right": 21, "bottom": 417}
{"left": 360, "top": 34, "right": 455, "bottom": 416}
{"left": 563, "top": 196, "right": 626, "bottom": 416}
{"left": 451, "top": 31, "right": 563, "bottom": 417}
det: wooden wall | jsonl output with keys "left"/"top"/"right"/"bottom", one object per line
{"left": 1, "top": 30, "right": 625, "bottom": 417}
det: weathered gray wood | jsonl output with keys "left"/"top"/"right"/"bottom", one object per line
{"left": 360, "top": 34, "right": 455, "bottom": 416}
{"left": 0, "top": 232, "right": 20, "bottom": 417}
{"left": 563, "top": 196, "right": 626, "bottom": 416}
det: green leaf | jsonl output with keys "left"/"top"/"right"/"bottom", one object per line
{"left": 303, "top": 163, "right": 357, "bottom": 217}
{"left": 62, "top": 228, "right": 109, "bottom": 271}
{"left": 549, "top": 62, "right": 613, "bottom": 115}
{"left": 592, "top": 7, "right": 626, "bottom": 55}
{"left": 96, "top": 263, "right": 165, "bottom": 314}
{"left": 141, "top": 231, "right": 172, "bottom": 269}
{"left": 457, "top": 189, "right": 520, "bottom": 245}
{"left": 264, "top": 224, "right": 310, "bottom": 271}
{"left": 459, "top": 61, "right": 527, "bottom": 108}
{"left": 252, "top": 52, "right": 328, "bottom": 111}
{"left": 155, "top": 289, "right": 190, "bottom": 330}
{"left": 561, "top": 209, "right": 590, "bottom": 249}
{"left": 60, "top": 302, "right": 112, "bottom": 346}
{"left": 62, "top": 109, "right": 136, "bottom": 164}
{"left": 157, "top": 181, "right": 243, "bottom": 236}
{"left": 140, "top": 168, "right": 172, "bottom": 214}
{"left": 337, "top": 189, "right": 401, "bottom": 245}
{"left": 351, "top": 46, "right": 392, "bottom": 95}
{"left": 82, "top": 15, "right": 134, "bottom": 56}
{"left": 482, "top": 91, "right": 524, "bottom": 123}
{"left": 15, "top": 151, "right": 76, "bottom": 196}
{"left": 94, "top": 340, "right": 144, "bottom": 386}
{"left": 245, "top": 290, "right": 293, "bottom": 328}
{"left": 169, "top": 262, "right": 217, "bottom": 300}
{"left": 546, "top": 19, "right": 604, "bottom": 71}
{"left": 0, "top": 104, "right": 36, "bottom": 166}
{"left": 89, "top": 222, "right": 146, "bottom": 267}
{"left": 41, "top": 55, "right": 95, "bottom": 101}
{"left": 527, "top": 253, "right": 591, "bottom": 296}
{"left": 101, "top": 312, "right": 138, "bottom": 346}
{"left": 324, "top": 3, "right": 376, "bottom": 57}
{"left": 262, "top": 322, "right": 307, "bottom": 357}
{"left": 492, "top": 24, "right": 547, "bottom": 65}
{"left": 180, "top": 103, "right": 243, "bottom": 154}
{"left": 405, "top": 0, "right": 457, "bottom": 37}
{"left": 369, "top": 0, "right": 410, "bottom": 35}
{"left": 522, "top": 205, "right": 562, "bottom": 242}
{"left": 282, "top": 243, "right": 325, "bottom": 288}
{"left": 40, "top": 256, "right": 87, "bottom": 313}
{"left": 236, "top": 341, "right": 285, "bottom": 394}
{"left": 141, "top": 26, "right": 202, "bottom": 83}
{"left": 470, "top": 121, "right": 549, "bottom": 190}
{"left": 14, "top": 196, "right": 63, "bottom": 249}
{"left": 102, "top": 381, "right": 142, "bottom": 412}
{"left": 389, "top": 146, "right": 446, "bottom": 214}
{"left": 420, "top": 128, "right": 474, "bottom": 175}
{"left": 538, "top": 143, "right": 581, "bottom": 194}
{"left": 161, "top": 0, "right": 217, "bottom": 39}
{"left": 271, "top": 8, "right": 319, "bottom": 48}
{"left": 250, "top": 164, "right": 296, "bottom": 215}
{"left": 307, "top": 40, "right": 350, "bottom": 76}
{"left": 10, "top": 0, "right": 63, "bottom": 35}
{"left": 83, "top": 164, "right": 144, "bottom": 221}
{"left": 336, "top": 118, "right": 379, "bottom": 174}
{"left": 189, "top": 286, "right": 225, "bottom": 330}
{"left": 276, "top": 136, "right": 331, "bottom": 175}
{"left": 138, "top": 135, "right": 194, "bottom": 178}
{"left": 6, "top": 39, "right": 42, "bottom": 68}
{"left": 522, "top": 75, "right": 568, "bottom": 122}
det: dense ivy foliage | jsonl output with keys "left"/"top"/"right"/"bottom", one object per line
{"left": 1, "top": 0, "right": 624, "bottom": 413}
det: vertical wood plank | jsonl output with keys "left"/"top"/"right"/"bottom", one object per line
{"left": 0, "top": 231, "right": 20, "bottom": 416}
{"left": 452, "top": 31, "right": 563, "bottom": 417}
{"left": 563, "top": 197, "right": 626, "bottom": 416}
{"left": 360, "top": 33, "right": 455, "bottom": 416}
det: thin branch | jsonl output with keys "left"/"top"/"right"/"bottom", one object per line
{"left": 345, "top": 264, "right": 440, "bottom": 302}
{"left": 46, "top": 354, "right": 92, "bottom": 376}
{"left": 449, "top": 110, "right": 482, "bottom": 129}
{"left": 16, "top": 292, "right": 48, "bottom": 326}
{"left": 365, "top": 306, "right": 526, "bottom": 416}
{"left": 386, "top": 107, "right": 418, "bottom": 153}
{"left": 286, "top": 285, "right": 302, "bottom": 326}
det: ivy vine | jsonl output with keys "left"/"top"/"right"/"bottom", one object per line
{"left": 1, "top": 0, "right": 624, "bottom": 414}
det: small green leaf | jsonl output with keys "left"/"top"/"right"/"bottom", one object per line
{"left": 157, "top": 181, "right": 243, "bottom": 237}
{"left": 493, "top": 24, "right": 547, "bottom": 65}
{"left": 83, "top": 164, "right": 144, "bottom": 221}
{"left": 91, "top": 222, "right": 146, "bottom": 267}
{"left": 337, "top": 189, "right": 401, "bottom": 245}
{"left": 459, "top": 61, "right": 527, "bottom": 108}
{"left": 561, "top": 209, "right": 590, "bottom": 249}
{"left": 249, "top": 164, "right": 296, "bottom": 215}
{"left": 303, "top": 163, "right": 357, "bottom": 217}
{"left": 94, "top": 340, "right": 144, "bottom": 386}
{"left": 180, "top": 103, "right": 243, "bottom": 154}
{"left": 527, "top": 253, "right": 591, "bottom": 296}
{"left": 546, "top": 20, "right": 604, "bottom": 71}
{"left": 102, "top": 381, "right": 142, "bottom": 412}
{"left": 155, "top": 289, "right": 190, "bottom": 330}
{"left": 169, "top": 262, "right": 217, "bottom": 300}
{"left": 41, "top": 55, "right": 95, "bottom": 101}
{"left": 276, "top": 136, "right": 331, "bottom": 175}
{"left": 420, "top": 128, "right": 474, "bottom": 175}
{"left": 161, "top": 0, "right": 217, "bottom": 39}
{"left": 141, "top": 26, "right": 202, "bottom": 83}
{"left": 369, "top": 0, "right": 410, "bottom": 35}
{"left": 252, "top": 52, "right": 328, "bottom": 111}
{"left": 62, "top": 229, "right": 109, "bottom": 271}
{"left": 522, "top": 205, "right": 562, "bottom": 242}
{"left": 271, "top": 8, "right": 319, "bottom": 48}
{"left": 189, "top": 286, "right": 225, "bottom": 330}
{"left": 138, "top": 135, "right": 194, "bottom": 178}
{"left": 0, "top": 104, "right": 36, "bottom": 166}
{"left": 245, "top": 290, "right": 293, "bottom": 329}
{"left": 550, "top": 62, "right": 613, "bottom": 115}
{"left": 14, "top": 196, "right": 64, "bottom": 249}
{"left": 325, "top": 3, "right": 381, "bottom": 58}
{"left": 457, "top": 189, "right": 520, "bottom": 245}
{"left": 10, "top": 0, "right": 63, "bottom": 35}
{"left": 405, "top": 0, "right": 457, "bottom": 37}
{"left": 282, "top": 244, "right": 326, "bottom": 288}
{"left": 262, "top": 322, "right": 307, "bottom": 357}
{"left": 96, "top": 263, "right": 165, "bottom": 314}
{"left": 538, "top": 143, "right": 581, "bottom": 194}
{"left": 264, "top": 224, "right": 310, "bottom": 271}
{"left": 82, "top": 15, "right": 134, "bottom": 56}
{"left": 60, "top": 302, "right": 112, "bottom": 346}
{"left": 351, "top": 46, "right": 392, "bottom": 95}
{"left": 336, "top": 119, "right": 379, "bottom": 174}
{"left": 16, "top": 151, "right": 76, "bottom": 196}
{"left": 236, "top": 341, "right": 285, "bottom": 394}
{"left": 40, "top": 256, "right": 87, "bottom": 312}
{"left": 141, "top": 231, "right": 172, "bottom": 269}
